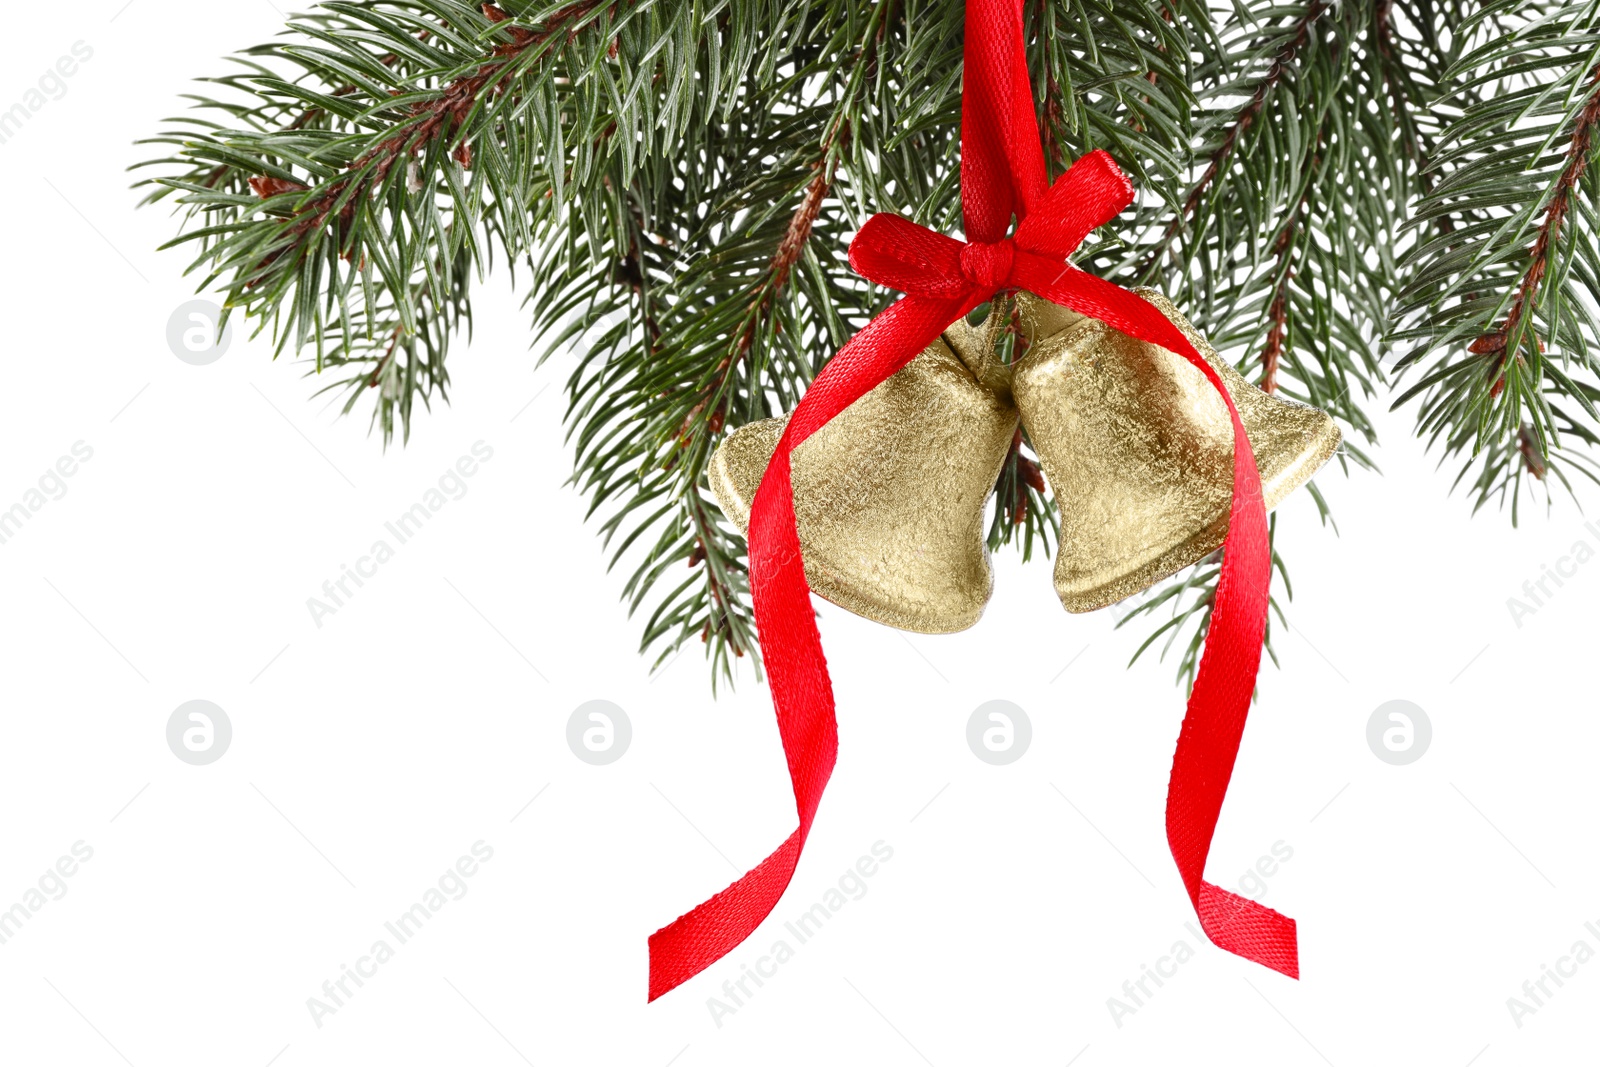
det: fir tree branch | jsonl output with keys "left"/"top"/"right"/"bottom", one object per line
{"left": 251, "top": 2, "right": 604, "bottom": 282}
{"left": 1393, "top": 0, "right": 1600, "bottom": 521}
{"left": 141, "top": 0, "right": 1572, "bottom": 688}
{"left": 1475, "top": 64, "right": 1600, "bottom": 398}
{"left": 1136, "top": 0, "right": 1331, "bottom": 279}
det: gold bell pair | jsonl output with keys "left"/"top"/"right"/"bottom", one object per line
{"left": 708, "top": 290, "right": 1341, "bottom": 632}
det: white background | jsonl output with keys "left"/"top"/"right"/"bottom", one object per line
{"left": 2, "top": 4, "right": 1598, "bottom": 1065}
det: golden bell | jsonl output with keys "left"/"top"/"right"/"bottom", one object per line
{"left": 708, "top": 314, "right": 1018, "bottom": 634}
{"left": 1011, "top": 288, "right": 1341, "bottom": 614}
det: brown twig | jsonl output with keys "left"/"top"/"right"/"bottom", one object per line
{"left": 1259, "top": 280, "right": 1288, "bottom": 396}
{"left": 687, "top": 497, "right": 745, "bottom": 656}
{"left": 214, "top": 34, "right": 421, "bottom": 191}
{"left": 285, "top": 53, "right": 400, "bottom": 134}
{"left": 1374, "top": 0, "right": 1462, "bottom": 259}
{"left": 1517, "top": 423, "right": 1548, "bottom": 481}
{"left": 673, "top": 133, "right": 843, "bottom": 659}
{"left": 1372, "top": 0, "right": 1419, "bottom": 163}
{"left": 1001, "top": 427, "right": 1046, "bottom": 527}
{"left": 1258, "top": 201, "right": 1307, "bottom": 395}
{"left": 1042, "top": 73, "right": 1067, "bottom": 173}
{"left": 770, "top": 156, "right": 832, "bottom": 293}
{"left": 1128, "top": 3, "right": 1172, "bottom": 136}
{"left": 248, "top": 175, "right": 308, "bottom": 199}
{"left": 678, "top": 131, "right": 841, "bottom": 445}
{"left": 1477, "top": 64, "right": 1600, "bottom": 397}
{"left": 1139, "top": 2, "right": 1329, "bottom": 276}
{"left": 364, "top": 324, "right": 407, "bottom": 389}
{"left": 1257, "top": 114, "right": 1330, "bottom": 394}
{"left": 1032, "top": 0, "right": 1067, "bottom": 171}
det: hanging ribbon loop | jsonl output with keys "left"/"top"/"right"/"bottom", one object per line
{"left": 648, "top": 0, "right": 1297, "bottom": 1002}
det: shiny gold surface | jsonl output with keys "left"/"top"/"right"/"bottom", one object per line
{"left": 708, "top": 316, "right": 1018, "bottom": 633}
{"left": 1012, "top": 289, "right": 1341, "bottom": 614}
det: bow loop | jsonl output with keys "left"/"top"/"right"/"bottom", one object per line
{"left": 849, "top": 214, "right": 970, "bottom": 299}
{"left": 1013, "top": 149, "right": 1134, "bottom": 261}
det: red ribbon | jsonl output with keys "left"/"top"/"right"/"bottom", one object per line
{"left": 647, "top": 0, "right": 1297, "bottom": 1001}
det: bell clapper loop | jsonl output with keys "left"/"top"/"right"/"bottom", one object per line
{"left": 943, "top": 299, "right": 1015, "bottom": 404}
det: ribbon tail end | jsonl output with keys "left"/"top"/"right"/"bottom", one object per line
{"left": 1197, "top": 881, "right": 1299, "bottom": 980}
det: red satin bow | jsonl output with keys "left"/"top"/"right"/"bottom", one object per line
{"left": 648, "top": 0, "right": 1298, "bottom": 1002}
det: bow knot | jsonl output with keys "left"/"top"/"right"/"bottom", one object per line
{"left": 846, "top": 150, "right": 1137, "bottom": 308}
{"left": 959, "top": 238, "right": 1014, "bottom": 289}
